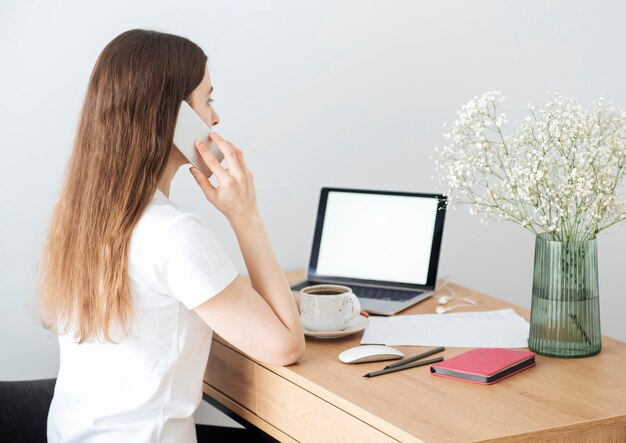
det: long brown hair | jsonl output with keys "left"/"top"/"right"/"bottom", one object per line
{"left": 37, "top": 29, "right": 207, "bottom": 343}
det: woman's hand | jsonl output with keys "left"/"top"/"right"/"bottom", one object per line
{"left": 189, "top": 132, "right": 259, "bottom": 225}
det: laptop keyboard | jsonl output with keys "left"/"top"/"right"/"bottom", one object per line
{"left": 349, "top": 284, "right": 422, "bottom": 302}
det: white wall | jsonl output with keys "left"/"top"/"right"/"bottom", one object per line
{"left": 2, "top": 0, "right": 625, "bottom": 385}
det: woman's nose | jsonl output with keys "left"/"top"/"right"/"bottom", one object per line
{"left": 212, "top": 110, "right": 220, "bottom": 127}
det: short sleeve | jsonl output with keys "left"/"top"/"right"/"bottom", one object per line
{"left": 160, "top": 213, "right": 239, "bottom": 309}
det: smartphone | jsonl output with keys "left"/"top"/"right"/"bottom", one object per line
{"left": 173, "top": 100, "right": 224, "bottom": 178}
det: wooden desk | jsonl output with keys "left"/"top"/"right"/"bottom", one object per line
{"left": 203, "top": 271, "right": 626, "bottom": 442}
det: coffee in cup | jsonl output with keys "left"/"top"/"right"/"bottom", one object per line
{"left": 299, "top": 284, "right": 361, "bottom": 332}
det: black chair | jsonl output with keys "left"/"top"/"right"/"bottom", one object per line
{"left": 0, "top": 378, "right": 56, "bottom": 443}
{"left": 0, "top": 379, "right": 275, "bottom": 442}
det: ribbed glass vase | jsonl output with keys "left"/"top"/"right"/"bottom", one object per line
{"left": 528, "top": 233, "right": 602, "bottom": 358}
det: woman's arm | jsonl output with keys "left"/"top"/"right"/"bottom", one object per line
{"left": 230, "top": 213, "right": 303, "bottom": 338}
{"left": 189, "top": 132, "right": 304, "bottom": 366}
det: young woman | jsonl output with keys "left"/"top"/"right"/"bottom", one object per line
{"left": 38, "top": 29, "right": 305, "bottom": 442}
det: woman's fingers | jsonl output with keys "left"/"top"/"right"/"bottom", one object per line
{"left": 210, "top": 132, "right": 242, "bottom": 176}
{"left": 217, "top": 137, "right": 251, "bottom": 181}
{"left": 189, "top": 166, "right": 217, "bottom": 202}
{"left": 195, "top": 140, "right": 230, "bottom": 183}
{"left": 229, "top": 142, "right": 248, "bottom": 172}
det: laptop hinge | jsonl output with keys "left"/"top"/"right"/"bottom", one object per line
{"left": 308, "top": 277, "right": 430, "bottom": 293}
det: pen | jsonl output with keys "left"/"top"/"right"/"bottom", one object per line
{"left": 384, "top": 346, "right": 445, "bottom": 370}
{"left": 363, "top": 356, "right": 444, "bottom": 378}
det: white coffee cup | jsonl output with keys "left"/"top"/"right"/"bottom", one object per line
{"left": 299, "top": 284, "right": 361, "bottom": 332}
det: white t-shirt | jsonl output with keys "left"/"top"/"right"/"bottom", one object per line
{"left": 47, "top": 188, "right": 239, "bottom": 442}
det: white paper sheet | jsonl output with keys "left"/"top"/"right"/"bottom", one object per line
{"left": 360, "top": 308, "right": 530, "bottom": 348}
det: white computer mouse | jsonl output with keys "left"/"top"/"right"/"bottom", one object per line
{"left": 338, "top": 345, "right": 405, "bottom": 364}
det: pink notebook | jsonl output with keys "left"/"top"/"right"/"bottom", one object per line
{"left": 430, "top": 348, "right": 536, "bottom": 385}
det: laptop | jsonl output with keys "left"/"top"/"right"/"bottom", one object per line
{"left": 290, "top": 187, "right": 447, "bottom": 316}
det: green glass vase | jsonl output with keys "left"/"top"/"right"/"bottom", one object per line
{"left": 528, "top": 233, "right": 602, "bottom": 358}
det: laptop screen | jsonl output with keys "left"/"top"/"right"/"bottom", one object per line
{"left": 309, "top": 188, "right": 446, "bottom": 289}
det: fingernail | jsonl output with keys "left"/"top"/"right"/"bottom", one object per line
{"left": 196, "top": 139, "right": 205, "bottom": 148}
{"left": 189, "top": 167, "right": 197, "bottom": 175}
{"left": 210, "top": 132, "right": 221, "bottom": 139}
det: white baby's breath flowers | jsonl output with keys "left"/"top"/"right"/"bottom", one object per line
{"left": 434, "top": 91, "right": 626, "bottom": 241}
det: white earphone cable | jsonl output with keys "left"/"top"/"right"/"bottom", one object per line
{"left": 434, "top": 276, "right": 478, "bottom": 314}
{"left": 435, "top": 275, "right": 457, "bottom": 304}
{"left": 436, "top": 298, "right": 478, "bottom": 314}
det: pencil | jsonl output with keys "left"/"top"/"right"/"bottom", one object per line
{"left": 384, "top": 346, "right": 445, "bottom": 370}
{"left": 364, "top": 356, "right": 444, "bottom": 378}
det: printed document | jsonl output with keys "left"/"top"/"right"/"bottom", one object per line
{"left": 361, "top": 308, "right": 530, "bottom": 348}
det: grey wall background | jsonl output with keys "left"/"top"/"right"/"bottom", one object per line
{"left": 2, "top": 0, "right": 625, "bottom": 388}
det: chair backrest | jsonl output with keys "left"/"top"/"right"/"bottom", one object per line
{"left": 0, "top": 378, "right": 56, "bottom": 443}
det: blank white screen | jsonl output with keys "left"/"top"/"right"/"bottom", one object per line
{"left": 315, "top": 192, "right": 439, "bottom": 285}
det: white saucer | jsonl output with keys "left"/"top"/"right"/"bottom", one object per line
{"left": 303, "top": 315, "right": 369, "bottom": 339}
